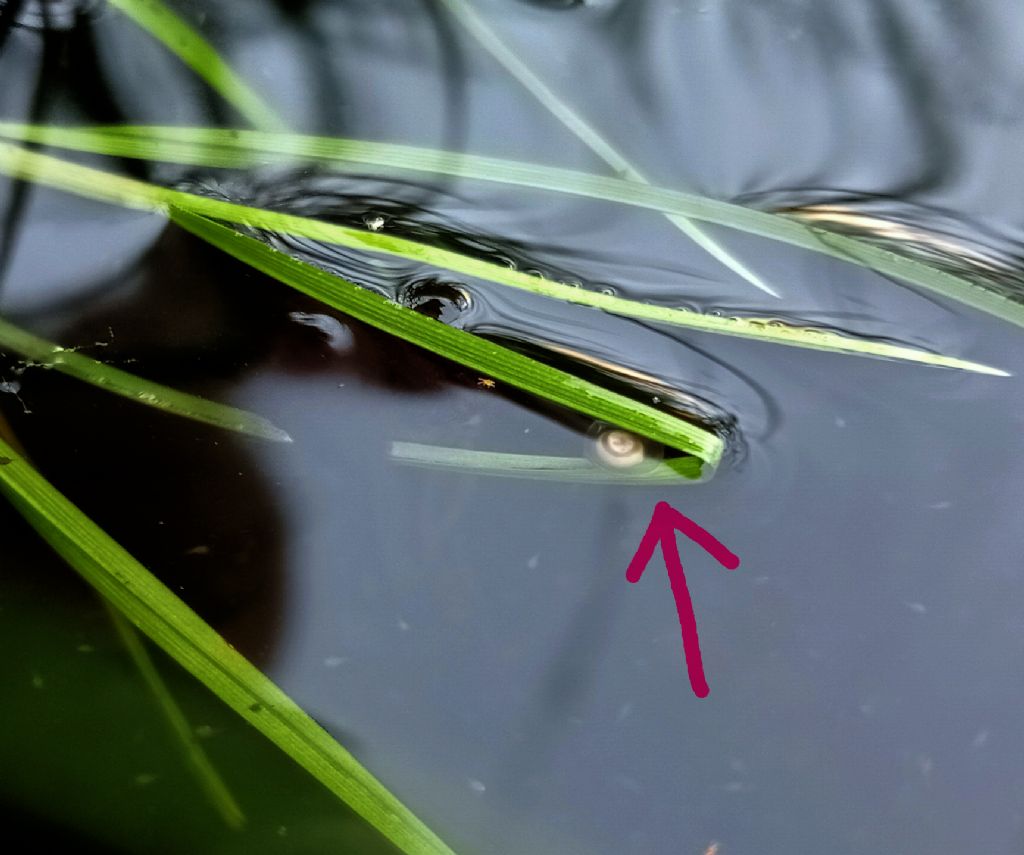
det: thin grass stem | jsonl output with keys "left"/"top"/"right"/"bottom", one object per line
{"left": 105, "top": 0, "right": 288, "bottom": 132}
{"left": 0, "top": 140, "right": 1002, "bottom": 376}
{"left": 169, "top": 208, "right": 724, "bottom": 464}
{"left": 437, "top": 0, "right": 779, "bottom": 297}
{"left": 0, "top": 435, "right": 458, "bottom": 855}
{"left": 0, "top": 314, "right": 291, "bottom": 441}
{"left": 103, "top": 601, "right": 246, "bottom": 830}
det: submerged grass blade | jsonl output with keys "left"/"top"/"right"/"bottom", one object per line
{"left": 105, "top": 0, "right": 287, "bottom": 132}
{"left": 0, "top": 315, "right": 291, "bottom": 442}
{"left": 0, "top": 140, "right": 1004, "bottom": 376}
{"left": 436, "top": 0, "right": 779, "bottom": 298}
{"left": 391, "top": 441, "right": 704, "bottom": 484}
{"left": 104, "top": 602, "right": 246, "bottom": 830}
{"left": 0, "top": 436, "right": 457, "bottom": 855}
{"left": 169, "top": 207, "right": 723, "bottom": 464}
{"left": 1, "top": 411, "right": 244, "bottom": 828}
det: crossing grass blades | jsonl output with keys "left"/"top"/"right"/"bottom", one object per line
{"left": 0, "top": 2, "right": 1019, "bottom": 854}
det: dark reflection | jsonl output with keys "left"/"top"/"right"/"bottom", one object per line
{"left": 268, "top": 0, "right": 347, "bottom": 132}
{"left": 0, "top": 802, "right": 120, "bottom": 855}
{"left": 0, "top": 0, "right": 477, "bottom": 674}
{"left": 400, "top": 278, "right": 473, "bottom": 325}
{"left": 0, "top": 210, "right": 645, "bottom": 662}
{"left": 487, "top": 332, "right": 738, "bottom": 452}
{"left": 0, "top": 0, "right": 25, "bottom": 52}
{"left": 420, "top": 0, "right": 470, "bottom": 157}
{"left": 0, "top": 225, "right": 290, "bottom": 664}
{"left": 0, "top": 0, "right": 102, "bottom": 32}
{"left": 740, "top": 189, "right": 1024, "bottom": 299}
{"left": 0, "top": 0, "right": 140, "bottom": 134}
{"left": 0, "top": 0, "right": 137, "bottom": 295}
{"left": 277, "top": 290, "right": 455, "bottom": 393}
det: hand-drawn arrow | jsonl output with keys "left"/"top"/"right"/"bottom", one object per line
{"left": 626, "top": 501, "right": 740, "bottom": 698}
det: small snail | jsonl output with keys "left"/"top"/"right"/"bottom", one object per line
{"left": 586, "top": 423, "right": 663, "bottom": 472}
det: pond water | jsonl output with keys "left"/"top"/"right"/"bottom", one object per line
{"left": 2, "top": 1, "right": 1024, "bottom": 853}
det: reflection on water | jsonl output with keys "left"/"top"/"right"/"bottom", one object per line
{"left": 3, "top": 1, "right": 1024, "bottom": 853}
{"left": 736, "top": 187, "right": 1024, "bottom": 299}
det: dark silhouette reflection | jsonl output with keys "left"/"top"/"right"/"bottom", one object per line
{"left": 0, "top": 0, "right": 139, "bottom": 296}
{"left": 0, "top": 802, "right": 122, "bottom": 855}
{"left": 0, "top": 0, "right": 477, "bottom": 659}
{"left": 0, "top": 226, "right": 291, "bottom": 664}
{"left": 0, "top": 0, "right": 26, "bottom": 52}
{"left": 0, "top": 214, "right": 622, "bottom": 660}
{"left": 0, "top": 3, "right": 684, "bottom": 852}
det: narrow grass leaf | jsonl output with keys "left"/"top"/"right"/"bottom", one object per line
{"left": 104, "top": 602, "right": 246, "bottom": 830}
{"left": 436, "top": 0, "right": 779, "bottom": 298}
{"left": 0, "top": 140, "right": 1003, "bottom": 376}
{"left": 391, "top": 441, "right": 704, "bottom": 484}
{"left": 105, "top": 0, "right": 288, "bottom": 132}
{"left": 0, "top": 436, "right": 457, "bottom": 855}
{"left": 1, "top": 123, "right": 1020, "bottom": 328}
{"left": 169, "top": 208, "right": 723, "bottom": 464}
{"left": 0, "top": 411, "right": 245, "bottom": 828}
{"left": 5, "top": 126, "right": 1020, "bottom": 344}
{"left": 0, "top": 315, "right": 290, "bottom": 442}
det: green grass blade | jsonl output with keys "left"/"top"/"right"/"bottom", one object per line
{"left": 169, "top": 207, "right": 723, "bottom": 465}
{"left": 0, "top": 140, "right": 1003, "bottom": 377}
{"left": 4, "top": 126, "right": 1019, "bottom": 344}
{"left": 105, "top": 0, "right": 287, "bottom": 132}
{"left": 0, "top": 436, "right": 457, "bottom": 855}
{"left": 391, "top": 441, "right": 704, "bottom": 484}
{"left": 104, "top": 602, "right": 246, "bottom": 830}
{"left": 436, "top": 0, "right": 779, "bottom": 298}
{"left": 0, "top": 314, "right": 291, "bottom": 442}
{"left": 0, "top": 408, "right": 244, "bottom": 827}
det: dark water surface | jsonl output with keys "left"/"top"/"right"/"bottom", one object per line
{"left": 2, "top": 1, "right": 1024, "bottom": 853}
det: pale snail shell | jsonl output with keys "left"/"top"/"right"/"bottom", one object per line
{"left": 586, "top": 423, "right": 663, "bottom": 471}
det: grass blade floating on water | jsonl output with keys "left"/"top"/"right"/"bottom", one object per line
{"left": 105, "top": 0, "right": 287, "bottom": 132}
{"left": 436, "top": 0, "right": 780, "bottom": 298}
{"left": 168, "top": 207, "right": 724, "bottom": 465}
{"left": 0, "top": 436, "right": 458, "bottom": 855}
{"left": 0, "top": 140, "right": 1004, "bottom": 377}
{"left": 0, "top": 314, "right": 290, "bottom": 442}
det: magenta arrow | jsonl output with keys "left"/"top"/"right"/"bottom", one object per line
{"left": 626, "top": 501, "right": 740, "bottom": 698}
